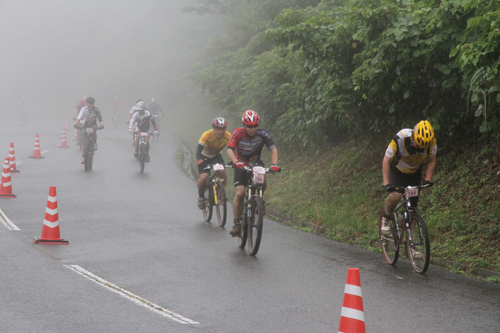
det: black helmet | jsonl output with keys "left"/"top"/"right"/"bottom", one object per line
{"left": 86, "top": 96, "right": 95, "bottom": 104}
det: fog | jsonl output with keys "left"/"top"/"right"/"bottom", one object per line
{"left": 0, "top": 0, "right": 221, "bottom": 128}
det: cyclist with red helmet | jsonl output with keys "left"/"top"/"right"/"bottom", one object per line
{"left": 196, "top": 117, "right": 232, "bottom": 209}
{"left": 227, "top": 110, "right": 280, "bottom": 236}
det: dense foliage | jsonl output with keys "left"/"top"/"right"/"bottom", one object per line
{"left": 191, "top": 0, "right": 500, "bottom": 148}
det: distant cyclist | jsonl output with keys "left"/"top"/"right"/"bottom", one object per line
{"left": 196, "top": 117, "right": 231, "bottom": 209}
{"left": 148, "top": 98, "right": 164, "bottom": 117}
{"left": 127, "top": 99, "right": 145, "bottom": 123}
{"left": 74, "top": 97, "right": 104, "bottom": 164}
{"left": 381, "top": 120, "right": 437, "bottom": 234}
{"left": 129, "top": 104, "right": 157, "bottom": 161}
{"left": 226, "top": 110, "right": 280, "bottom": 236}
{"left": 73, "top": 95, "right": 87, "bottom": 120}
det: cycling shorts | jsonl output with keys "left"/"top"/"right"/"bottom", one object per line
{"left": 198, "top": 154, "right": 225, "bottom": 175}
{"left": 389, "top": 164, "right": 422, "bottom": 206}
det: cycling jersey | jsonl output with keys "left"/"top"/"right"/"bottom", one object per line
{"left": 129, "top": 110, "right": 156, "bottom": 133}
{"left": 129, "top": 106, "right": 143, "bottom": 115}
{"left": 77, "top": 106, "right": 103, "bottom": 127}
{"left": 148, "top": 102, "right": 163, "bottom": 116}
{"left": 385, "top": 128, "right": 437, "bottom": 174}
{"left": 198, "top": 129, "right": 231, "bottom": 159}
{"left": 227, "top": 128, "right": 276, "bottom": 166}
{"left": 112, "top": 100, "right": 121, "bottom": 111}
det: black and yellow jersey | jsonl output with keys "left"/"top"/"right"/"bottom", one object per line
{"left": 385, "top": 129, "right": 437, "bottom": 174}
{"left": 198, "top": 129, "right": 231, "bottom": 158}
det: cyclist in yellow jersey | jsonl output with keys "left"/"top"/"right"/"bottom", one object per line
{"left": 381, "top": 120, "right": 437, "bottom": 234}
{"left": 196, "top": 118, "right": 232, "bottom": 209}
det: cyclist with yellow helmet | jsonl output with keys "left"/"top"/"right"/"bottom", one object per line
{"left": 381, "top": 120, "right": 437, "bottom": 234}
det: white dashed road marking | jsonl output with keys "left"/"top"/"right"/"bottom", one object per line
{"left": 0, "top": 208, "right": 20, "bottom": 231}
{"left": 65, "top": 265, "right": 200, "bottom": 325}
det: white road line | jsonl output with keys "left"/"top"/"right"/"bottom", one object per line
{"left": 65, "top": 265, "right": 200, "bottom": 325}
{"left": 16, "top": 160, "right": 23, "bottom": 165}
{"left": 41, "top": 150, "right": 50, "bottom": 154}
{"left": 0, "top": 208, "right": 20, "bottom": 231}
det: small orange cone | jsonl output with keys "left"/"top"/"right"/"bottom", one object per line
{"left": 8, "top": 143, "right": 20, "bottom": 173}
{"left": 33, "top": 186, "right": 68, "bottom": 244}
{"left": 65, "top": 119, "right": 70, "bottom": 131}
{"left": 338, "top": 268, "right": 365, "bottom": 333}
{"left": 73, "top": 129, "right": 78, "bottom": 141}
{"left": 59, "top": 129, "right": 70, "bottom": 148}
{"left": 0, "top": 158, "right": 16, "bottom": 198}
{"left": 29, "top": 134, "right": 44, "bottom": 158}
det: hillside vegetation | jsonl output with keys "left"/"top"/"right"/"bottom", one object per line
{"left": 181, "top": 0, "right": 500, "bottom": 279}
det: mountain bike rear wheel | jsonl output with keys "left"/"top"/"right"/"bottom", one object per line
{"left": 202, "top": 186, "right": 213, "bottom": 222}
{"left": 247, "top": 196, "right": 264, "bottom": 256}
{"left": 379, "top": 208, "right": 399, "bottom": 265}
{"left": 407, "top": 213, "right": 430, "bottom": 274}
{"left": 214, "top": 182, "right": 227, "bottom": 227}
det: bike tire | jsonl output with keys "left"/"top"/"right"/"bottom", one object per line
{"left": 247, "top": 196, "right": 264, "bottom": 256}
{"left": 407, "top": 213, "right": 430, "bottom": 274}
{"left": 379, "top": 208, "right": 399, "bottom": 265}
{"left": 202, "top": 186, "right": 213, "bottom": 222}
{"left": 139, "top": 144, "right": 146, "bottom": 173}
{"left": 84, "top": 137, "right": 92, "bottom": 171}
{"left": 214, "top": 182, "right": 227, "bottom": 227}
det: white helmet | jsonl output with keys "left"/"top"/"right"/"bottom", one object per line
{"left": 136, "top": 101, "right": 145, "bottom": 110}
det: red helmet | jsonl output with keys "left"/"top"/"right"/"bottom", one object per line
{"left": 242, "top": 110, "right": 260, "bottom": 126}
{"left": 212, "top": 117, "right": 227, "bottom": 128}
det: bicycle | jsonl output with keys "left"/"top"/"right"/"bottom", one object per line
{"left": 152, "top": 115, "right": 160, "bottom": 141}
{"left": 136, "top": 132, "right": 153, "bottom": 173}
{"left": 379, "top": 183, "right": 432, "bottom": 273}
{"left": 236, "top": 165, "right": 278, "bottom": 256}
{"left": 201, "top": 163, "right": 230, "bottom": 226}
{"left": 78, "top": 125, "right": 103, "bottom": 171}
{"left": 113, "top": 110, "right": 120, "bottom": 129}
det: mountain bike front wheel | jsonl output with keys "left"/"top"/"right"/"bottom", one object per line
{"left": 247, "top": 196, "right": 264, "bottom": 256}
{"left": 379, "top": 208, "right": 399, "bottom": 265}
{"left": 407, "top": 213, "right": 430, "bottom": 274}
{"left": 202, "top": 186, "right": 213, "bottom": 222}
{"left": 84, "top": 137, "right": 93, "bottom": 171}
{"left": 214, "top": 182, "right": 227, "bottom": 227}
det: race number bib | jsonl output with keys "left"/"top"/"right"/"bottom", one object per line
{"left": 213, "top": 164, "right": 224, "bottom": 171}
{"left": 86, "top": 128, "right": 93, "bottom": 133}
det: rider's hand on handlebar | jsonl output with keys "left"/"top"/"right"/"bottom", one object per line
{"left": 270, "top": 164, "right": 281, "bottom": 173}
{"left": 128, "top": 128, "right": 133, "bottom": 133}
{"left": 154, "top": 130, "right": 158, "bottom": 136}
{"left": 74, "top": 124, "right": 81, "bottom": 129}
{"left": 235, "top": 161, "right": 245, "bottom": 169}
{"left": 197, "top": 159, "right": 205, "bottom": 165}
{"left": 423, "top": 180, "right": 434, "bottom": 187}
{"left": 384, "top": 184, "right": 396, "bottom": 192}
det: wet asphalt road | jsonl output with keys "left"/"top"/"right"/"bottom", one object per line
{"left": 0, "top": 120, "right": 499, "bottom": 333}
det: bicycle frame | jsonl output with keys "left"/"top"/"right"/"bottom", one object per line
{"left": 392, "top": 185, "right": 424, "bottom": 247}
{"left": 203, "top": 163, "right": 229, "bottom": 205}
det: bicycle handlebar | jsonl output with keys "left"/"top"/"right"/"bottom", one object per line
{"left": 202, "top": 162, "right": 233, "bottom": 171}
{"left": 384, "top": 183, "right": 433, "bottom": 193}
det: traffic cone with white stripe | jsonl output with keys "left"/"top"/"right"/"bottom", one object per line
{"left": 0, "top": 158, "right": 16, "bottom": 198}
{"left": 73, "top": 128, "right": 78, "bottom": 141}
{"left": 59, "top": 129, "right": 70, "bottom": 148}
{"left": 65, "top": 119, "right": 69, "bottom": 131}
{"left": 33, "top": 186, "right": 68, "bottom": 244}
{"left": 29, "top": 134, "right": 44, "bottom": 158}
{"left": 8, "top": 143, "right": 20, "bottom": 173}
{"left": 338, "top": 268, "right": 365, "bottom": 333}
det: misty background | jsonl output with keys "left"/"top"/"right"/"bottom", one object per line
{"left": 0, "top": 0, "right": 222, "bottom": 130}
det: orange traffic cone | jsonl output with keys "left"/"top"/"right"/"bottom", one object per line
{"left": 29, "top": 134, "right": 44, "bottom": 158}
{"left": 0, "top": 158, "right": 16, "bottom": 198}
{"left": 65, "top": 119, "right": 70, "bottom": 131}
{"left": 8, "top": 143, "right": 20, "bottom": 173}
{"left": 73, "top": 129, "right": 78, "bottom": 141}
{"left": 338, "top": 268, "right": 365, "bottom": 333}
{"left": 33, "top": 186, "right": 68, "bottom": 244}
{"left": 59, "top": 129, "right": 70, "bottom": 148}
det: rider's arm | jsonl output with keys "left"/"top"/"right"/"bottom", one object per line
{"left": 196, "top": 144, "right": 204, "bottom": 161}
{"left": 269, "top": 147, "right": 278, "bottom": 165}
{"left": 227, "top": 147, "right": 238, "bottom": 164}
{"left": 424, "top": 154, "right": 436, "bottom": 182}
{"left": 150, "top": 116, "right": 157, "bottom": 130}
{"left": 129, "top": 113, "right": 137, "bottom": 128}
{"left": 382, "top": 155, "right": 392, "bottom": 185}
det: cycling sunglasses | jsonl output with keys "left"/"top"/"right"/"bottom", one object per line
{"left": 245, "top": 124, "right": 259, "bottom": 129}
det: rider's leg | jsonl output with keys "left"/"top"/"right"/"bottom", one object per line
{"left": 219, "top": 170, "right": 227, "bottom": 186}
{"left": 92, "top": 132, "right": 98, "bottom": 150}
{"left": 197, "top": 173, "right": 209, "bottom": 197}
{"left": 134, "top": 133, "right": 140, "bottom": 156}
{"left": 230, "top": 185, "right": 246, "bottom": 236}
{"left": 145, "top": 136, "right": 150, "bottom": 154}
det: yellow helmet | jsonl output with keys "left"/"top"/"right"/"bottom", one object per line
{"left": 413, "top": 120, "right": 434, "bottom": 148}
